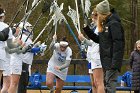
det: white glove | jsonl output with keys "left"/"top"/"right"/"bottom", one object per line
{"left": 39, "top": 42, "right": 47, "bottom": 56}
{"left": 34, "top": 41, "right": 41, "bottom": 47}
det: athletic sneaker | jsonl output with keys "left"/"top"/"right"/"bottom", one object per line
{"left": 50, "top": 90, "right": 54, "bottom": 93}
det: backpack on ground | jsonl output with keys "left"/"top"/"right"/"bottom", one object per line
{"left": 122, "top": 71, "right": 132, "bottom": 87}
{"left": 29, "top": 71, "right": 42, "bottom": 88}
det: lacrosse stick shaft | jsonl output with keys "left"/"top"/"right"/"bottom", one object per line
{"left": 64, "top": 18, "right": 82, "bottom": 52}
{"left": 75, "top": 0, "right": 81, "bottom": 34}
{"left": 20, "top": 0, "right": 41, "bottom": 23}
{"left": 25, "top": 0, "right": 30, "bottom": 13}
{"left": 54, "top": 22, "right": 57, "bottom": 35}
{"left": 9, "top": 0, "right": 28, "bottom": 26}
{"left": 50, "top": 0, "right": 85, "bottom": 58}
{"left": 81, "top": 0, "right": 88, "bottom": 25}
{"left": 45, "top": 25, "right": 54, "bottom": 43}
{"left": 66, "top": 23, "right": 86, "bottom": 58}
{"left": 66, "top": 23, "right": 81, "bottom": 48}
{"left": 26, "top": 0, "right": 52, "bottom": 43}
{"left": 20, "top": 0, "right": 41, "bottom": 39}
{"left": 81, "top": 0, "right": 85, "bottom": 13}
{"left": 33, "top": 16, "right": 53, "bottom": 44}
{"left": 25, "top": 13, "right": 43, "bottom": 42}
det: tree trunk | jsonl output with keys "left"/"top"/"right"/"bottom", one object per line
{"left": 131, "top": 0, "right": 138, "bottom": 51}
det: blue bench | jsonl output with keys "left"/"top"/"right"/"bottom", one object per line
{"left": 27, "top": 75, "right": 91, "bottom": 90}
{"left": 27, "top": 75, "right": 132, "bottom": 92}
{"left": 116, "top": 76, "right": 132, "bottom": 93}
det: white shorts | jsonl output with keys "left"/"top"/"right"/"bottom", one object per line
{"left": 3, "top": 64, "right": 11, "bottom": 76}
{"left": 88, "top": 59, "right": 102, "bottom": 74}
{"left": 10, "top": 55, "right": 22, "bottom": 75}
{"left": 0, "top": 59, "right": 5, "bottom": 70}
{"left": 47, "top": 65, "right": 68, "bottom": 81}
{"left": 11, "top": 65, "right": 22, "bottom": 75}
{"left": 3, "top": 56, "right": 11, "bottom": 76}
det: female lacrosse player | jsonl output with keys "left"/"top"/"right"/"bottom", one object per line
{"left": 0, "top": 5, "right": 22, "bottom": 92}
{"left": 8, "top": 22, "right": 34, "bottom": 93}
{"left": 46, "top": 34, "right": 72, "bottom": 93}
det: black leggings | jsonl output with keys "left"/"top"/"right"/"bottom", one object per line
{"left": 134, "top": 90, "right": 140, "bottom": 93}
{"left": 17, "top": 63, "right": 29, "bottom": 93}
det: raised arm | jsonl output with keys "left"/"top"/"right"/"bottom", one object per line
{"left": 83, "top": 25, "right": 99, "bottom": 43}
{"left": 49, "top": 34, "right": 57, "bottom": 50}
{"left": 78, "top": 33, "right": 92, "bottom": 46}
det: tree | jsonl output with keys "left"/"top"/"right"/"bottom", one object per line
{"left": 131, "top": 0, "right": 138, "bottom": 51}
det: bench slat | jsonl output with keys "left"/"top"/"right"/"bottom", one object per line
{"left": 66, "top": 75, "right": 90, "bottom": 82}
{"left": 29, "top": 75, "right": 91, "bottom": 83}
{"left": 27, "top": 75, "right": 132, "bottom": 92}
{"left": 116, "top": 87, "right": 132, "bottom": 91}
{"left": 27, "top": 86, "right": 92, "bottom": 90}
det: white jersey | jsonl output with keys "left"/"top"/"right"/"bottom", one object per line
{"left": 86, "top": 40, "right": 100, "bottom": 62}
{"left": 5, "top": 42, "right": 11, "bottom": 63}
{"left": 10, "top": 34, "right": 33, "bottom": 75}
{"left": 47, "top": 43, "right": 72, "bottom": 80}
{"left": 48, "top": 43, "right": 72, "bottom": 67}
{"left": 0, "top": 22, "right": 13, "bottom": 61}
{"left": 86, "top": 27, "right": 102, "bottom": 72}
{"left": 21, "top": 34, "right": 33, "bottom": 65}
{"left": 3, "top": 50, "right": 11, "bottom": 76}
{"left": 11, "top": 34, "right": 33, "bottom": 65}
{"left": 87, "top": 40, "right": 102, "bottom": 72}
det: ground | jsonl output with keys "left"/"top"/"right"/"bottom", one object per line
{"left": 27, "top": 90, "right": 133, "bottom": 93}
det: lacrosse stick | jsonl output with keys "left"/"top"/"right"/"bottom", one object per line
{"left": 75, "top": 0, "right": 81, "bottom": 34}
{"left": 20, "top": 0, "right": 42, "bottom": 39}
{"left": 25, "top": 0, "right": 30, "bottom": 13}
{"left": 49, "top": 1, "right": 86, "bottom": 58}
{"left": 24, "top": 0, "right": 51, "bottom": 42}
{"left": 9, "top": 0, "right": 28, "bottom": 27}
{"left": 67, "top": 6, "right": 79, "bottom": 33}
{"left": 33, "top": 15, "right": 54, "bottom": 44}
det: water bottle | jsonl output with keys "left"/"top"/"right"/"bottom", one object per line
{"left": 121, "top": 80, "right": 124, "bottom": 87}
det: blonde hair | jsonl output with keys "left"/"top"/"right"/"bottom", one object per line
{"left": 136, "top": 40, "right": 140, "bottom": 44}
{"left": 134, "top": 40, "right": 140, "bottom": 50}
{"left": 92, "top": 8, "right": 97, "bottom": 15}
{"left": 97, "top": 13, "right": 110, "bottom": 32}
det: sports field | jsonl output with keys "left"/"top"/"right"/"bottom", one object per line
{"left": 27, "top": 90, "right": 133, "bottom": 93}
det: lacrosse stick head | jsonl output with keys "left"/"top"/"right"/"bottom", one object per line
{"left": 85, "top": 0, "right": 91, "bottom": 17}
{"left": 67, "top": 6, "right": 76, "bottom": 18}
{"left": 18, "top": 22, "right": 32, "bottom": 30}
{"left": 49, "top": 0, "right": 57, "bottom": 15}
{"left": 60, "top": 3, "right": 64, "bottom": 11}
{"left": 67, "top": 6, "right": 73, "bottom": 17}
{"left": 19, "top": 22, "right": 33, "bottom": 38}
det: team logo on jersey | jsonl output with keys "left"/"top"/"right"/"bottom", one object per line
{"left": 14, "top": 68, "right": 19, "bottom": 73}
{"left": 57, "top": 52, "right": 66, "bottom": 62}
